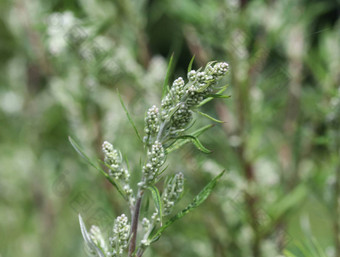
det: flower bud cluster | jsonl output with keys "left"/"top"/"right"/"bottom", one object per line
{"left": 141, "top": 141, "right": 165, "bottom": 187}
{"left": 90, "top": 225, "right": 108, "bottom": 254}
{"left": 140, "top": 217, "right": 151, "bottom": 247}
{"left": 102, "top": 141, "right": 127, "bottom": 180}
{"left": 160, "top": 94, "right": 172, "bottom": 119}
{"left": 212, "top": 62, "right": 229, "bottom": 77}
{"left": 170, "top": 77, "right": 185, "bottom": 103}
{"left": 102, "top": 141, "right": 134, "bottom": 203}
{"left": 185, "top": 62, "right": 229, "bottom": 107}
{"left": 144, "top": 105, "right": 160, "bottom": 142}
{"left": 162, "top": 172, "right": 184, "bottom": 216}
{"left": 170, "top": 103, "right": 192, "bottom": 131}
{"left": 109, "top": 214, "right": 130, "bottom": 257}
{"left": 160, "top": 62, "right": 229, "bottom": 133}
{"left": 140, "top": 62, "right": 228, "bottom": 188}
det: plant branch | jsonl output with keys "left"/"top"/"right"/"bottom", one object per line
{"left": 129, "top": 190, "right": 144, "bottom": 257}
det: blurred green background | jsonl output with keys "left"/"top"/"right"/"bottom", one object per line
{"left": 0, "top": 0, "right": 339, "bottom": 256}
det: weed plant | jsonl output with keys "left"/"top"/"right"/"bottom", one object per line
{"left": 71, "top": 59, "right": 230, "bottom": 257}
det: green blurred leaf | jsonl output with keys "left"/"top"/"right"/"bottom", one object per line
{"left": 269, "top": 184, "right": 308, "bottom": 220}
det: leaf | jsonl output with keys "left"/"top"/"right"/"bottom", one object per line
{"left": 196, "top": 85, "right": 229, "bottom": 107}
{"left": 162, "top": 53, "right": 174, "bottom": 98}
{"left": 147, "top": 186, "right": 163, "bottom": 226}
{"left": 206, "top": 94, "right": 231, "bottom": 99}
{"left": 187, "top": 55, "right": 195, "bottom": 73}
{"left": 176, "top": 135, "right": 211, "bottom": 153}
{"left": 283, "top": 250, "right": 297, "bottom": 257}
{"left": 148, "top": 170, "right": 226, "bottom": 243}
{"left": 292, "top": 239, "right": 327, "bottom": 257}
{"left": 166, "top": 124, "right": 214, "bottom": 153}
{"left": 117, "top": 90, "right": 143, "bottom": 144}
{"left": 68, "top": 136, "right": 127, "bottom": 201}
{"left": 79, "top": 214, "right": 106, "bottom": 257}
{"left": 196, "top": 111, "right": 224, "bottom": 123}
{"left": 268, "top": 184, "right": 307, "bottom": 220}
{"left": 97, "top": 159, "right": 128, "bottom": 200}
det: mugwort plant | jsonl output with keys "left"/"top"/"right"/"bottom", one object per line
{"left": 70, "top": 58, "right": 230, "bottom": 257}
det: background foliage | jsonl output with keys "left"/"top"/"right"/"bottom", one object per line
{"left": 0, "top": 0, "right": 339, "bottom": 256}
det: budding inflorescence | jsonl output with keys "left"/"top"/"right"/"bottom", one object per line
{"left": 102, "top": 141, "right": 134, "bottom": 205}
{"left": 79, "top": 60, "right": 229, "bottom": 257}
{"left": 152, "top": 61, "right": 229, "bottom": 142}
{"left": 109, "top": 214, "right": 130, "bottom": 257}
{"left": 102, "top": 141, "right": 126, "bottom": 180}
{"left": 140, "top": 141, "right": 165, "bottom": 187}
{"left": 144, "top": 105, "right": 160, "bottom": 145}
{"left": 162, "top": 172, "right": 184, "bottom": 216}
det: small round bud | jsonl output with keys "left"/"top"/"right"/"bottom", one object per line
{"left": 187, "top": 70, "right": 196, "bottom": 81}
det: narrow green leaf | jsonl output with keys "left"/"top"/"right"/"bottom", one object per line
{"left": 117, "top": 90, "right": 143, "bottom": 144}
{"left": 187, "top": 55, "right": 195, "bottom": 74}
{"left": 162, "top": 53, "right": 174, "bottom": 98}
{"left": 197, "top": 85, "right": 229, "bottom": 107}
{"left": 196, "top": 111, "right": 224, "bottom": 123}
{"left": 311, "top": 237, "right": 328, "bottom": 257}
{"left": 206, "top": 94, "right": 231, "bottom": 99}
{"left": 68, "top": 136, "right": 127, "bottom": 200}
{"left": 97, "top": 159, "right": 128, "bottom": 200}
{"left": 149, "top": 170, "right": 226, "bottom": 243}
{"left": 177, "top": 135, "right": 211, "bottom": 153}
{"left": 295, "top": 241, "right": 319, "bottom": 257}
{"left": 69, "top": 136, "right": 98, "bottom": 170}
{"left": 147, "top": 186, "right": 163, "bottom": 225}
{"left": 166, "top": 124, "right": 214, "bottom": 153}
{"left": 269, "top": 184, "right": 307, "bottom": 220}
{"left": 283, "top": 250, "right": 297, "bottom": 257}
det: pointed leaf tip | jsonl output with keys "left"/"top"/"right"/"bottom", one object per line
{"left": 162, "top": 54, "right": 175, "bottom": 98}
{"left": 117, "top": 90, "right": 143, "bottom": 144}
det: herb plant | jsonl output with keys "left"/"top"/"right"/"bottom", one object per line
{"left": 71, "top": 59, "right": 230, "bottom": 257}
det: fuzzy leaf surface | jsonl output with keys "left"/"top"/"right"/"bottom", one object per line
{"left": 79, "top": 214, "right": 106, "bottom": 257}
